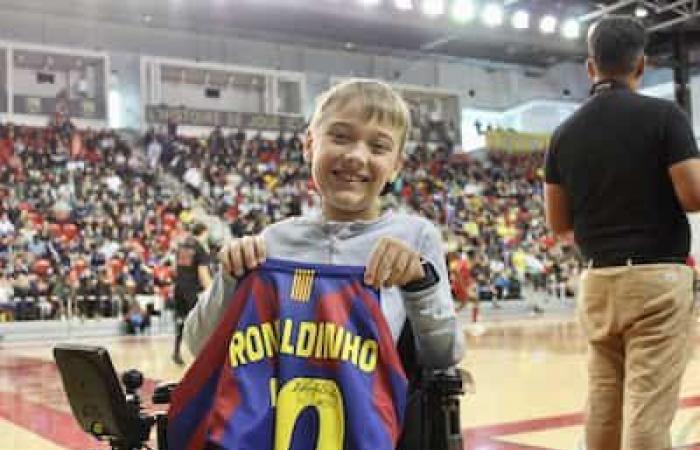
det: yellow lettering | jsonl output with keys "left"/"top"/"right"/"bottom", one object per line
{"left": 324, "top": 323, "right": 345, "bottom": 359}
{"left": 230, "top": 320, "right": 376, "bottom": 372}
{"left": 314, "top": 323, "right": 325, "bottom": 358}
{"left": 341, "top": 333, "right": 361, "bottom": 366}
{"left": 261, "top": 322, "right": 278, "bottom": 358}
{"left": 245, "top": 326, "right": 265, "bottom": 362}
{"left": 229, "top": 331, "right": 247, "bottom": 367}
{"left": 296, "top": 321, "right": 317, "bottom": 358}
{"left": 280, "top": 319, "right": 295, "bottom": 355}
{"left": 269, "top": 377, "right": 278, "bottom": 407}
{"left": 358, "top": 340, "right": 378, "bottom": 373}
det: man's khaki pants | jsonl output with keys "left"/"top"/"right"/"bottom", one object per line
{"left": 578, "top": 263, "right": 695, "bottom": 450}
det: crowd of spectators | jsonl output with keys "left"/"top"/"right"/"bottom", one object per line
{"left": 145, "top": 125, "right": 311, "bottom": 238}
{"left": 0, "top": 117, "right": 198, "bottom": 327}
{"left": 437, "top": 151, "right": 580, "bottom": 306}
{"left": 0, "top": 117, "right": 580, "bottom": 326}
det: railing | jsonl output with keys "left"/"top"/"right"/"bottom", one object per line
{"left": 0, "top": 294, "right": 164, "bottom": 322}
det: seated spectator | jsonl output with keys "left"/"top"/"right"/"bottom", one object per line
{"left": 123, "top": 301, "right": 150, "bottom": 335}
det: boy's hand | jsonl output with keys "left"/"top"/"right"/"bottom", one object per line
{"left": 365, "top": 237, "right": 425, "bottom": 289}
{"left": 219, "top": 235, "right": 266, "bottom": 277}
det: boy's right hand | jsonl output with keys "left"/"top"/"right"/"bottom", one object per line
{"left": 219, "top": 235, "right": 266, "bottom": 277}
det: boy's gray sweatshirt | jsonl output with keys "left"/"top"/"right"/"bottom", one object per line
{"left": 183, "top": 211, "right": 465, "bottom": 369}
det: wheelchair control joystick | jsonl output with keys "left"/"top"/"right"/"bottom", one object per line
{"left": 122, "top": 370, "right": 144, "bottom": 395}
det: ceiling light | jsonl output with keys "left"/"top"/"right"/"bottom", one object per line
{"left": 451, "top": 0, "right": 476, "bottom": 23}
{"left": 540, "top": 15, "right": 557, "bottom": 34}
{"left": 482, "top": 3, "right": 503, "bottom": 27}
{"left": 635, "top": 6, "right": 648, "bottom": 18}
{"left": 511, "top": 10, "right": 529, "bottom": 30}
{"left": 358, "top": 0, "right": 381, "bottom": 7}
{"left": 562, "top": 19, "right": 580, "bottom": 39}
{"left": 394, "top": 0, "right": 413, "bottom": 10}
{"left": 422, "top": 0, "right": 445, "bottom": 17}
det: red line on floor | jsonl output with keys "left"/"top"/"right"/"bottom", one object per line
{"left": 0, "top": 353, "right": 162, "bottom": 450}
{"left": 462, "top": 395, "right": 700, "bottom": 450}
{"left": 680, "top": 396, "right": 700, "bottom": 408}
{"left": 464, "top": 411, "right": 583, "bottom": 438}
{"left": 0, "top": 390, "right": 104, "bottom": 450}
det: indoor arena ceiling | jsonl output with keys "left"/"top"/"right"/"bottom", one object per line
{"left": 0, "top": 0, "right": 698, "bottom": 67}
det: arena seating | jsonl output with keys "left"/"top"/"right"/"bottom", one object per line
{"left": 0, "top": 120, "right": 578, "bottom": 326}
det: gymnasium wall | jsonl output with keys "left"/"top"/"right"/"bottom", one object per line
{"left": 0, "top": 7, "right": 589, "bottom": 130}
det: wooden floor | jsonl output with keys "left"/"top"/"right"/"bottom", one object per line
{"left": 1, "top": 314, "right": 699, "bottom": 450}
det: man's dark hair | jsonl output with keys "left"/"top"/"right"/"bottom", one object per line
{"left": 192, "top": 223, "right": 207, "bottom": 237}
{"left": 587, "top": 16, "right": 647, "bottom": 76}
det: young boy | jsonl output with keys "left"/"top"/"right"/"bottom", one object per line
{"left": 175, "top": 80, "right": 464, "bottom": 450}
{"left": 184, "top": 79, "right": 464, "bottom": 369}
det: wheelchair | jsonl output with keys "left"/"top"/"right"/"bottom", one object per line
{"left": 53, "top": 324, "right": 471, "bottom": 450}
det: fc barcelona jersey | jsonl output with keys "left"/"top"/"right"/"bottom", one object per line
{"left": 168, "top": 258, "right": 408, "bottom": 450}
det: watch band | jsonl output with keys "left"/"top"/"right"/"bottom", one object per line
{"left": 402, "top": 260, "right": 439, "bottom": 292}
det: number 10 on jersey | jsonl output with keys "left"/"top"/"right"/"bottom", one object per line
{"left": 269, "top": 377, "right": 345, "bottom": 450}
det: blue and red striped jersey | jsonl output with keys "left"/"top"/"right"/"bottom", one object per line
{"left": 168, "top": 258, "right": 408, "bottom": 450}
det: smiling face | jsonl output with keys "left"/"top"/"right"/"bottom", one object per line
{"left": 305, "top": 99, "right": 404, "bottom": 222}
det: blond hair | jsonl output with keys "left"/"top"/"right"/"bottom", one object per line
{"left": 309, "top": 79, "right": 411, "bottom": 151}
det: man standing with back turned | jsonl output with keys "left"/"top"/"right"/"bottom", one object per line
{"left": 545, "top": 16, "right": 698, "bottom": 450}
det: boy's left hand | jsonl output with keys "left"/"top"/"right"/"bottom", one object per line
{"left": 365, "top": 237, "right": 425, "bottom": 289}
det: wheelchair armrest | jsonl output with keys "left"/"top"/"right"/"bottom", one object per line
{"left": 152, "top": 382, "right": 178, "bottom": 405}
{"left": 422, "top": 368, "right": 475, "bottom": 395}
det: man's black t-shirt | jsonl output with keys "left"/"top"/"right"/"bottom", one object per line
{"left": 174, "top": 236, "right": 211, "bottom": 309}
{"left": 545, "top": 82, "right": 699, "bottom": 260}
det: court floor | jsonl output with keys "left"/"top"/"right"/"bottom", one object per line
{"left": 1, "top": 315, "right": 699, "bottom": 450}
